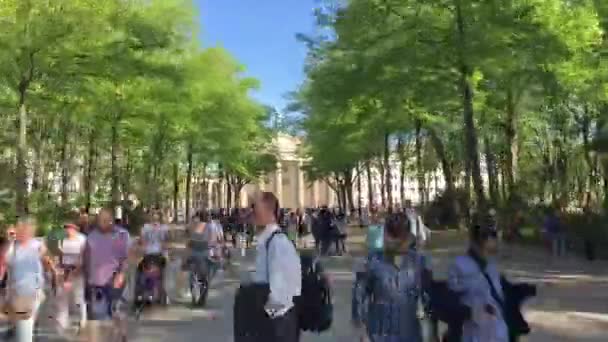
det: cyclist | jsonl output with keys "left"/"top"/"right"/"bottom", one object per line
{"left": 137, "top": 212, "right": 169, "bottom": 302}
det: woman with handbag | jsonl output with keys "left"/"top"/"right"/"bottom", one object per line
{"left": 0, "top": 217, "right": 55, "bottom": 342}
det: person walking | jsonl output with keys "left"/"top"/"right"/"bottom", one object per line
{"left": 365, "top": 206, "right": 384, "bottom": 261}
{"left": 55, "top": 216, "right": 88, "bottom": 335}
{"left": 287, "top": 212, "right": 299, "bottom": 246}
{"left": 333, "top": 213, "right": 348, "bottom": 255}
{"left": 319, "top": 208, "right": 334, "bottom": 256}
{"left": 352, "top": 213, "right": 431, "bottom": 342}
{"left": 0, "top": 217, "right": 55, "bottom": 342}
{"left": 447, "top": 225, "right": 507, "bottom": 342}
{"left": 83, "top": 208, "right": 132, "bottom": 342}
{"left": 234, "top": 192, "right": 302, "bottom": 342}
{"left": 404, "top": 200, "right": 430, "bottom": 250}
{"left": 544, "top": 206, "right": 566, "bottom": 257}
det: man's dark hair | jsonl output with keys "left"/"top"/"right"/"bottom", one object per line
{"left": 470, "top": 224, "right": 497, "bottom": 245}
{"left": 260, "top": 191, "right": 280, "bottom": 222}
{"left": 384, "top": 213, "right": 410, "bottom": 239}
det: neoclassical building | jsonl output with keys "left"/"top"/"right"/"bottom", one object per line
{"left": 195, "top": 133, "right": 465, "bottom": 211}
{"left": 198, "top": 133, "right": 337, "bottom": 210}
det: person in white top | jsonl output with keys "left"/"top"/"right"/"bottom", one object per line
{"left": 138, "top": 212, "right": 169, "bottom": 299}
{"left": 55, "top": 219, "right": 88, "bottom": 333}
{"left": 0, "top": 217, "right": 54, "bottom": 342}
{"left": 252, "top": 191, "right": 301, "bottom": 341}
{"left": 140, "top": 212, "right": 169, "bottom": 256}
{"left": 404, "top": 200, "right": 431, "bottom": 248}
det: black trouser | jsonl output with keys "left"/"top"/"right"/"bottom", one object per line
{"left": 334, "top": 233, "right": 346, "bottom": 254}
{"left": 137, "top": 254, "right": 166, "bottom": 294}
{"left": 269, "top": 307, "right": 300, "bottom": 342}
{"left": 235, "top": 306, "right": 300, "bottom": 342}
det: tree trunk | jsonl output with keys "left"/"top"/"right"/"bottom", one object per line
{"left": 340, "top": 181, "right": 348, "bottom": 212}
{"left": 201, "top": 163, "right": 209, "bottom": 210}
{"left": 484, "top": 137, "right": 499, "bottom": 207}
{"left": 378, "top": 159, "right": 386, "bottom": 207}
{"left": 110, "top": 118, "right": 120, "bottom": 214}
{"left": 152, "top": 163, "right": 160, "bottom": 209}
{"left": 335, "top": 179, "right": 343, "bottom": 210}
{"left": 172, "top": 162, "right": 179, "bottom": 223}
{"left": 226, "top": 181, "right": 233, "bottom": 210}
{"left": 185, "top": 143, "right": 194, "bottom": 223}
{"left": 415, "top": 121, "right": 426, "bottom": 206}
{"left": 15, "top": 89, "right": 28, "bottom": 216}
{"left": 500, "top": 163, "right": 508, "bottom": 204}
{"left": 366, "top": 161, "right": 374, "bottom": 207}
{"left": 464, "top": 158, "right": 472, "bottom": 226}
{"left": 85, "top": 128, "right": 96, "bottom": 213}
{"left": 31, "top": 123, "right": 47, "bottom": 193}
{"left": 345, "top": 169, "right": 355, "bottom": 213}
{"left": 455, "top": 0, "right": 486, "bottom": 215}
{"left": 398, "top": 137, "right": 406, "bottom": 207}
{"left": 384, "top": 133, "right": 393, "bottom": 210}
{"left": 505, "top": 88, "right": 518, "bottom": 198}
{"left": 580, "top": 111, "right": 598, "bottom": 209}
{"left": 60, "top": 119, "right": 71, "bottom": 207}
{"left": 428, "top": 128, "right": 455, "bottom": 195}
{"left": 122, "top": 148, "right": 132, "bottom": 221}
{"left": 356, "top": 164, "right": 362, "bottom": 211}
{"left": 234, "top": 181, "right": 244, "bottom": 208}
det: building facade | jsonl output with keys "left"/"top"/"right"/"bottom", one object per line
{"left": 191, "top": 133, "right": 488, "bottom": 211}
{"left": 196, "top": 133, "right": 338, "bottom": 210}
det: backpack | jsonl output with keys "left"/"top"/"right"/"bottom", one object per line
{"left": 265, "top": 232, "right": 333, "bottom": 333}
{"left": 295, "top": 253, "right": 333, "bottom": 333}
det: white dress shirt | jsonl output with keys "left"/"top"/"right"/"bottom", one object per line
{"left": 253, "top": 223, "right": 301, "bottom": 315}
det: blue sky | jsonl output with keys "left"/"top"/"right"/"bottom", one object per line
{"left": 196, "top": 0, "right": 317, "bottom": 111}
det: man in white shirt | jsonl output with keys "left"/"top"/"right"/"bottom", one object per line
{"left": 251, "top": 191, "right": 301, "bottom": 341}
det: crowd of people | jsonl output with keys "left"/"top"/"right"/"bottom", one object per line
{"left": 231, "top": 195, "right": 537, "bottom": 342}
{"left": 0, "top": 209, "right": 134, "bottom": 342}
{"left": 0, "top": 194, "right": 540, "bottom": 342}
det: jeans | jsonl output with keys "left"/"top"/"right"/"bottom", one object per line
{"left": 14, "top": 292, "right": 43, "bottom": 342}
{"left": 552, "top": 234, "right": 567, "bottom": 257}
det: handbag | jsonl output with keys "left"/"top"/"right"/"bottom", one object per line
{"left": 3, "top": 242, "right": 38, "bottom": 321}
{"left": 233, "top": 231, "right": 284, "bottom": 341}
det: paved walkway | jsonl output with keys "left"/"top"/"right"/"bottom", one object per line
{"left": 5, "top": 229, "right": 608, "bottom": 341}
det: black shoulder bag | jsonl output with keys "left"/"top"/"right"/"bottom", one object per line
{"left": 233, "top": 230, "right": 284, "bottom": 341}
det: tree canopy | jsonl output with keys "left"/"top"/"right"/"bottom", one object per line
{"left": 0, "top": 0, "right": 274, "bottom": 229}
{"left": 296, "top": 0, "right": 607, "bottom": 219}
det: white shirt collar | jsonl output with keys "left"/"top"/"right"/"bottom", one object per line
{"left": 258, "top": 223, "right": 280, "bottom": 243}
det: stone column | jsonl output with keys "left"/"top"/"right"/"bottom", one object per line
{"left": 297, "top": 160, "right": 305, "bottom": 209}
{"left": 327, "top": 184, "right": 334, "bottom": 207}
{"left": 312, "top": 181, "right": 319, "bottom": 208}
{"left": 275, "top": 161, "right": 283, "bottom": 204}
{"left": 219, "top": 180, "right": 226, "bottom": 208}
{"left": 206, "top": 181, "right": 212, "bottom": 209}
